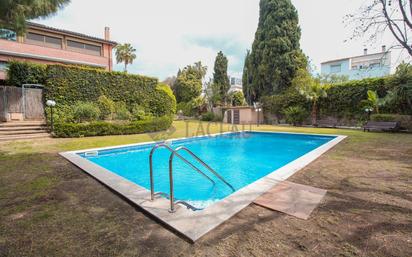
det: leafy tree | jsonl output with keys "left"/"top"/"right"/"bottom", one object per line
{"left": 212, "top": 51, "right": 230, "bottom": 103}
{"left": 115, "top": 43, "right": 137, "bottom": 72}
{"left": 384, "top": 62, "right": 412, "bottom": 114}
{"left": 229, "top": 91, "right": 246, "bottom": 106}
{"left": 244, "top": 0, "right": 307, "bottom": 102}
{"left": 0, "top": 0, "right": 70, "bottom": 36}
{"left": 292, "top": 68, "right": 327, "bottom": 126}
{"left": 347, "top": 0, "right": 412, "bottom": 57}
{"left": 173, "top": 62, "right": 207, "bottom": 103}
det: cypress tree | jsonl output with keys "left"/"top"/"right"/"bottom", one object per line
{"left": 212, "top": 51, "right": 230, "bottom": 103}
{"left": 244, "top": 0, "right": 307, "bottom": 102}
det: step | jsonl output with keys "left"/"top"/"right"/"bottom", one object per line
{"left": 0, "top": 126, "right": 47, "bottom": 131}
{"left": 0, "top": 133, "right": 51, "bottom": 141}
{"left": 0, "top": 121, "right": 46, "bottom": 127}
{"left": 0, "top": 129, "right": 48, "bottom": 135}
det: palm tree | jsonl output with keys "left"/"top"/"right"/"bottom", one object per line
{"left": 0, "top": 0, "right": 70, "bottom": 36}
{"left": 114, "top": 43, "right": 137, "bottom": 72}
{"left": 292, "top": 69, "right": 327, "bottom": 126}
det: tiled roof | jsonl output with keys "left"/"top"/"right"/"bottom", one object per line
{"left": 27, "top": 21, "right": 117, "bottom": 45}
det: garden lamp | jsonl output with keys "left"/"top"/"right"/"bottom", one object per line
{"left": 46, "top": 100, "right": 56, "bottom": 132}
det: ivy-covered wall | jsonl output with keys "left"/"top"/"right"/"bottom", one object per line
{"left": 7, "top": 62, "right": 176, "bottom": 118}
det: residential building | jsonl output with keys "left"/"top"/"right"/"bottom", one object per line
{"left": 228, "top": 76, "right": 243, "bottom": 92}
{"left": 0, "top": 22, "right": 117, "bottom": 81}
{"left": 321, "top": 46, "right": 391, "bottom": 80}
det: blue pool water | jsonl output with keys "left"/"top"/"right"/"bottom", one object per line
{"left": 80, "top": 132, "right": 335, "bottom": 209}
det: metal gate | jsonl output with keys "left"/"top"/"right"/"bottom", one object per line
{"left": 0, "top": 85, "right": 45, "bottom": 121}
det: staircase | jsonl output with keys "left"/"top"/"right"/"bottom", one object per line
{"left": 0, "top": 121, "right": 50, "bottom": 141}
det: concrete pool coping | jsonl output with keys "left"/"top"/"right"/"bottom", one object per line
{"left": 60, "top": 131, "right": 346, "bottom": 242}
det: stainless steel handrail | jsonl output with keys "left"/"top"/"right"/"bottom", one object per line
{"left": 174, "top": 146, "right": 236, "bottom": 192}
{"left": 168, "top": 146, "right": 236, "bottom": 212}
{"left": 149, "top": 143, "right": 215, "bottom": 201}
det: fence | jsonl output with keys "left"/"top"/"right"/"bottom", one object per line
{"left": 0, "top": 85, "right": 45, "bottom": 122}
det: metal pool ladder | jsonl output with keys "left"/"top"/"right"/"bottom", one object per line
{"left": 149, "top": 142, "right": 235, "bottom": 213}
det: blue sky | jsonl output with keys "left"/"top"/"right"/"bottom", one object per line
{"left": 33, "top": 0, "right": 409, "bottom": 80}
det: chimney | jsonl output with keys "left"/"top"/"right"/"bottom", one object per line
{"left": 104, "top": 27, "right": 110, "bottom": 41}
{"left": 363, "top": 48, "right": 368, "bottom": 55}
{"left": 382, "top": 45, "right": 386, "bottom": 52}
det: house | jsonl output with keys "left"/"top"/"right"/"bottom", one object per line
{"left": 228, "top": 76, "right": 243, "bottom": 93}
{"left": 0, "top": 22, "right": 117, "bottom": 81}
{"left": 321, "top": 46, "right": 391, "bottom": 80}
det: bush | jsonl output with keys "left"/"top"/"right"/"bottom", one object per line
{"left": 201, "top": 112, "right": 215, "bottom": 121}
{"left": 73, "top": 102, "right": 101, "bottom": 123}
{"left": 6, "top": 61, "right": 47, "bottom": 86}
{"left": 131, "top": 104, "right": 152, "bottom": 121}
{"left": 283, "top": 106, "right": 308, "bottom": 126}
{"left": 53, "top": 116, "right": 173, "bottom": 138}
{"left": 97, "top": 95, "right": 115, "bottom": 120}
{"left": 114, "top": 102, "right": 131, "bottom": 120}
{"left": 229, "top": 91, "right": 246, "bottom": 106}
{"left": 371, "top": 114, "right": 412, "bottom": 130}
{"left": 176, "top": 102, "right": 195, "bottom": 116}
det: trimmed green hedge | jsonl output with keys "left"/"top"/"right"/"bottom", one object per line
{"left": 53, "top": 116, "right": 173, "bottom": 138}
{"left": 6, "top": 61, "right": 47, "bottom": 86}
{"left": 319, "top": 78, "right": 388, "bottom": 119}
{"left": 262, "top": 77, "right": 390, "bottom": 123}
{"left": 44, "top": 65, "right": 176, "bottom": 117}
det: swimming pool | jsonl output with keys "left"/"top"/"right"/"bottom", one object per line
{"left": 61, "top": 131, "right": 345, "bottom": 241}
{"left": 80, "top": 132, "right": 335, "bottom": 209}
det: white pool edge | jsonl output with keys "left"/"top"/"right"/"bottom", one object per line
{"left": 60, "top": 131, "right": 346, "bottom": 242}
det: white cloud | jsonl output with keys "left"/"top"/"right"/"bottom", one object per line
{"left": 34, "top": 0, "right": 409, "bottom": 80}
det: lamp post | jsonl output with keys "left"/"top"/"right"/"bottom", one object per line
{"left": 364, "top": 108, "right": 373, "bottom": 121}
{"left": 46, "top": 100, "right": 56, "bottom": 132}
{"left": 253, "top": 102, "right": 262, "bottom": 127}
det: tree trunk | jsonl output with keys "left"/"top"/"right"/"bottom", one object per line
{"left": 311, "top": 101, "right": 318, "bottom": 127}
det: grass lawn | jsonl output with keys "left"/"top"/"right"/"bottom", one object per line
{"left": 0, "top": 120, "right": 411, "bottom": 256}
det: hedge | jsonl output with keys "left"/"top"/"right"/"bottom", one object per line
{"left": 53, "top": 116, "right": 173, "bottom": 138}
{"left": 44, "top": 65, "right": 176, "bottom": 117}
{"left": 262, "top": 77, "right": 390, "bottom": 123}
{"left": 6, "top": 61, "right": 47, "bottom": 86}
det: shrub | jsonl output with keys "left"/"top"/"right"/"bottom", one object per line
{"left": 6, "top": 61, "right": 47, "bottom": 86}
{"left": 176, "top": 102, "right": 195, "bottom": 116}
{"left": 131, "top": 104, "right": 152, "bottom": 121}
{"left": 371, "top": 114, "right": 412, "bottom": 130}
{"left": 97, "top": 95, "right": 115, "bottom": 120}
{"left": 53, "top": 116, "right": 173, "bottom": 138}
{"left": 201, "top": 112, "right": 215, "bottom": 121}
{"left": 73, "top": 102, "right": 101, "bottom": 123}
{"left": 283, "top": 106, "right": 308, "bottom": 126}
{"left": 114, "top": 102, "right": 131, "bottom": 120}
{"left": 229, "top": 91, "right": 246, "bottom": 106}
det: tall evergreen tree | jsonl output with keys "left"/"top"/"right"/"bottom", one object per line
{"left": 212, "top": 51, "right": 230, "bottom": 103}
{"left": 244, "top": 0, "right": 307, "bottom": 102}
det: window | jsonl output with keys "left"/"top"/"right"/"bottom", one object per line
{"left": 351, "top": 65, "right": 358, "bottom": 70}
{"left": 369, "top": 63, "right": 381, "bottom": 68}
{"left": 0, "top": 61, "right": 8, "bottom": 71}
{"left": 25, "top": 32, "right": 62, "bottom": 49}
{"left": 0, "top": 29, "right": 16, "bottom": 41}
{"left": 330, "top": 64, "right": 341, "bottom": 73}
{"left": 67, "top": 40, "right": 102, "bottom": 56}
